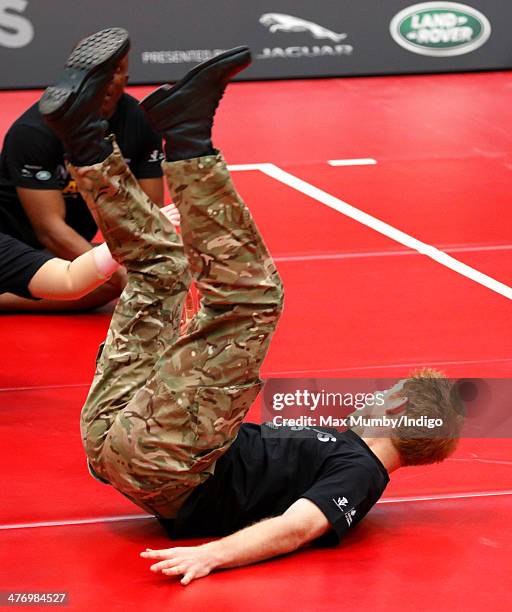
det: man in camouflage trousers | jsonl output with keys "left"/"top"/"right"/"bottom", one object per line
{"left": 39, "top": 32, "right": 466, "bottom": 587}
{"left": 40, "top": 35, "right": 283, "bottom": 518}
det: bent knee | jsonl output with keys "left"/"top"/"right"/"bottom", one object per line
{"left": 259, "top": 270, "right": 285, "bottom": 318}
{"left": 272, "top": 271, "right": 285, "bottom": 312}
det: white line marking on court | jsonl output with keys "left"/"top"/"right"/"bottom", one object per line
{"left": 0, "top": 515, "right": 151, "bottom": 531}
{"left": 377, "top": 490, "right": 512, "bottom": 504}
{"left": 269, "top": 356, "right": 512, "bottom": 376}
{"left": 228, "top": 164, "right": 269, "bottom": 171}
{"left": 274, "top": 243, "right": 512, "bottom": 263}
{"left": 0, "top": 382, "right": 89, "bottom": 393}
{"left": 201, "top": 161, "right": 512, "bottom": 298}
{"left": 2, "top": 490, "right": 511, "bottom": 531}
{"left": 255, "top": 163, "right": 512, "bottom": 300}
{"left": 328, "top": 158, "right": 378, "bottom": 166}
{"left": 3, "top": 357, "right": 512, "bottom": 393}
{"left": 449, "top": 457, "right": 512, "bottom": 467}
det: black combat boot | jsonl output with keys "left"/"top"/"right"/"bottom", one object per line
{"left": 140, "top": 46, "right": 251, "bottom": 161}
{"left": 39, "top": 27, "right": 130, "bottom": 166}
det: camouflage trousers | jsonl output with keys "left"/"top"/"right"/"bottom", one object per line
{"left": 70, "top": 140, "right": 284, "bottom": 518}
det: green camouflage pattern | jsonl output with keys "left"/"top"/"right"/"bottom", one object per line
{"left": 70, "top": 142, "right": 283, "bottom": 518}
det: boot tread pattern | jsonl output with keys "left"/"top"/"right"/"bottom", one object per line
{"left": 66, "top": 28, "right": 128, "bottom": 70}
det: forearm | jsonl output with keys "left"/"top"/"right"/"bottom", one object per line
{"left": 36, "top": 221, "right": 94, "bottom": 259}
{"left": 203, "top": 516, "right": 302, "bottom": 570}
{"left": 17, "top": 187, "right": 95, "bottom": 258}
{"left": 28, "top": 243, "right": 120, "bottom": 299}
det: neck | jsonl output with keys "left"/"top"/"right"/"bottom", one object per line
{"left": 361, "top": 436, "right": 402, "bottom": 474}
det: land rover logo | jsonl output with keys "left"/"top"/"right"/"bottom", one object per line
{"left": 390, "top": 2, "right": 491, "bottom": 57}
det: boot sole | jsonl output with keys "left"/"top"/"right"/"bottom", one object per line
{"left": 139, "top": 46, "right": 251, "bottom": 113}
{"left": 39, "top": 27, "right": 129, "bottom": 120}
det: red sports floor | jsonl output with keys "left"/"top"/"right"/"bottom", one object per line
{"left": 1, "top": 71, "right": 511, "bottom": 610}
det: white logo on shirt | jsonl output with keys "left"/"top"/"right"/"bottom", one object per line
{"left": 316, "top": 431, "right": 336, "bottom": 442}
{"left": 35, "top": 170, "right": 51, "bottom": 181}
{"left": 345, "top": 508, "right": 356, "bottom": 526}
{"left": 148, "top": 149, "right": 164, "bottom": 162}
{"left": 333, "top": 497, "right": 348, "bottom": 511}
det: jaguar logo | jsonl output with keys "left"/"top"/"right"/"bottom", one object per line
{"left": 259, "top": 13, "right": 347, "bottom": 43}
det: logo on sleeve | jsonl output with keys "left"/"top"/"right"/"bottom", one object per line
{"left": 35, "top": 170, "right": 52, "bottom": 181}
{"left": 148, "top": 149, "right": 164, "bottom": 163}
{"left": 333, "top": 497, "right": 349, "bottom": 511}
{"left": 345, "top": 508, "right": 356, "bottom": 526}
{"left": 316, "top": 431, "right": 337, "bottom": 442}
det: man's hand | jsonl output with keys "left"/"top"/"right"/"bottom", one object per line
{"left": 141, "top": 499, "right": 331, "bottom": 585}
{"left": 141, "top": 544, "right": 220, "bottom": 586}
{"left": 161, "top": 202, "right": 181, "bottom": 227}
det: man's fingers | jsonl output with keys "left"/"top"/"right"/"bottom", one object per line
{"left": 160, "top": 203, "right": 181, "bottom": 227}
{"left": 150, "top": 559, "right": 179, "bottom": 572}
{"left": 181, "top": 572, "right": 194, "bottom": 586}
{"left": 141, "top": 546, "right": 210, "bottom": 586}
{"left": 162, "top": 565, "right": 183, "bottom": 575}
{"left": 140, "top": 549, "right": 173, "bottom": 559}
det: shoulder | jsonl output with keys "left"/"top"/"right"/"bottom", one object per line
{"left": 5, "top": 103, "right": 60, "bottom": 149}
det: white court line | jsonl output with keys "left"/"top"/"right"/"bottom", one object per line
{"left": 0, "top": 515, "right": 151, "bottom": 531}
{"left": 227, "top": 164, "right": 268, "bottom": 171}
{"left": 255, "top": 163, "right": 512, "bottom": 301}
{"left": 267, "top": 356, "right": 512, "bottom": 376}
{"left": 226, "top": 162, "right": 512, "bottom": 298}
{"left": 378, "top": 490, "right": 512, "bottom": 504}
{"left": 450, "top": 457, "right": 512, "bottom": 467}
{"left": 274, "top": 243, "right": 512, "bottom": 263}
{"left": 2, "top": 489, "right": 511, "bottom": 531}
{"left": 3, "top": 357, "right": 512, "bottom": 393}
{"left": 328, "top": 158, "right": 378, "bottom": 166}
{"left": 0, "top": 382, "right": 90, "bottom": 393}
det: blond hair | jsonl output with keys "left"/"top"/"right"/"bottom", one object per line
{"left": 391, "top": 368, "right": 465, "bottom": 466}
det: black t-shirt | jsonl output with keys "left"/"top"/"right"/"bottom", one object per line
{"left": 0, "top": 93, "right": 164, "bottom": 248}
{"left": 161, "top": 424, "right": 389, "bottom": 546}
{"left": 0, "top": 231, "right": 53, "bottom": 298}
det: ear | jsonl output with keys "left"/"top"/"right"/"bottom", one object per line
{"left": 385, "top": 395, "right": 408, "bottom": 415}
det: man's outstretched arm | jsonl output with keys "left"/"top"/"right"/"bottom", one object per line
{"left": 140, "top": 498, "right": 331, "bottom": 585}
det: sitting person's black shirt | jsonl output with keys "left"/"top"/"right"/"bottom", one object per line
{"left": 0, "top": 232, "right": 53, "bottom": 298}
{"left": 160, "top": 423, "right": 389, "bottom": 546}
{"left": 0, "top": 93, "right": 163, "bottom": 248}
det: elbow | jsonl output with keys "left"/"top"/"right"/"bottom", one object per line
{"left": 281, "top": 519, "right": 310, "bottom": 552}
{"left": 289, "top": 528, "right": 310, "bottom": 551}
{"left": 288, "top": 519, "right": 329, "bottom": 550}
